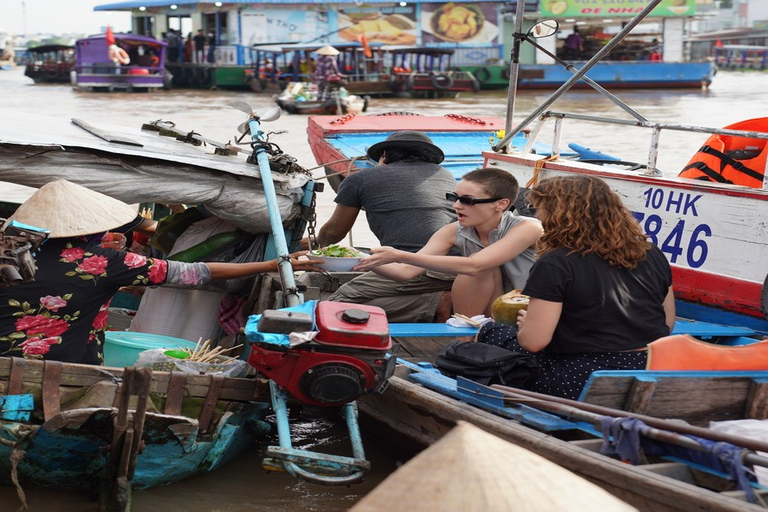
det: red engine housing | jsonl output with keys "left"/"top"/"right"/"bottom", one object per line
{"left": 247, "top": 302, "right": 395, "bottom": 407}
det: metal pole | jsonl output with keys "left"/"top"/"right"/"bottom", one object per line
{"left": 493, "top": 0, "right": 664, "bottom": 152}
{"left": 503, "top": 0, "right": 527, "bottom": 148}
{"left": 247, "top": 118, "right": 302, "bottom": 307}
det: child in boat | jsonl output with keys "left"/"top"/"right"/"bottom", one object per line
{"left": 353, "top": 167, "right": 542, "bottom": 318}
{"left": 479, "top": 175, "right": 676, "bottom": 400}
{"left": 0, "top": 180, "right": 321, "bottom": 365}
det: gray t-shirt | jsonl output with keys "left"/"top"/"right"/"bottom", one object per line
{"left": 455, "top": 211, "right": 539, "bottom": 291}
{"left": 335, "top": 160, "right": 457, "bottom": 252}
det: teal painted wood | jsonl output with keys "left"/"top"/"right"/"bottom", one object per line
{"left": 0, "top": 394, "right": 33, "bottom": 421}
{"left": 0, "top": 403, "right": 272, "bottom": 492}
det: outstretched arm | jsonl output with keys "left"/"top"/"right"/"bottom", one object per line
{"left": 355, "top": 219, "right": 542, "bottom": 277}
{"left": 205, "top": 251, "right": 322, "bottom": 280}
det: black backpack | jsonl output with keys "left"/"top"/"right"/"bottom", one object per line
{"left": 435, "top": 340, "right": 539, "bottom": 388}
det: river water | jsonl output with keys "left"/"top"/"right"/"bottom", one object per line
{"left": 0, "top": 66, "right": 765, "bottom": 510}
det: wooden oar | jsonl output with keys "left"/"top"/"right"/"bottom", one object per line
{"left": 492, "top": 384, "right": 768, "bottom": 455}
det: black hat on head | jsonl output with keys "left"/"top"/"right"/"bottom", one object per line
{"left": 366, "top": 131, "right": 445, "bottom": 164}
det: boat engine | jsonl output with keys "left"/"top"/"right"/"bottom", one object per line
{"left": 247, "top": 301, "right": 396, "bottom": 407}
{"left": 0, "top": 220, "right": 50, "bottom": 287}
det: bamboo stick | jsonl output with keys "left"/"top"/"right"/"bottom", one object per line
{"left": 451, "top": 313, "right": 483, "bottom": 328}
{"left": 492, "top": 384, "right": 768, "bottom": 455}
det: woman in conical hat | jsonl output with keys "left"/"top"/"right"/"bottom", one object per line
{"left": 0, "top": 180, "right": 321, "bottom": 365}
{"left": 313, "top": 45, "right": 342, "bottom": 100}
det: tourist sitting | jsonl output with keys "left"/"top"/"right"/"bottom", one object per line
{"left": 0, "top": 180, "right": 321, "bottom": 365}
{"left": 476, "top": 175, "right": 675, "bottom": 400}
{"left": 353, "top": 168, "right": 541, "bottom": 318}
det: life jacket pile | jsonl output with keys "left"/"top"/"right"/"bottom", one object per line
{"left": 679, "top": 117, "right": 767, "bottom": 188}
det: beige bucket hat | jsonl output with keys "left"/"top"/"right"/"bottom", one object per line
{"left": 316, "top": 45, "right": 340, "bottom": 56}
{"left": 350, "top": 421, "right": 638, "bottom": 512}
{"left": 7, "top": 179, "right": 139, "bottom": 238}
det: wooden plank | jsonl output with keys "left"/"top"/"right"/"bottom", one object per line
{"left": 0, "top": 357, "right": 269, "bottom": 403}
{"left": 41, "top": 360, "right": 63, "bottom": 421}
{"left": 623, "top": 376, "right": 658, "bottom": 415}
{"left": 744, "top": 379, "right": 768, "bottom": 419}
{"left": 7, "top": 357, "right": 25, "bottom": 395}
{"left": 638, "top": 463, "right": 696, "bottom": 485}
{"left": 71, "top": 118, "right": 143, "bottom": 147}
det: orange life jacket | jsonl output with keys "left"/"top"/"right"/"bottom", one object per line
{"left": 679, "top": 117, "right": 768, "bottom": 188}
{"left": 646, "top": 334, "right": 768, "bottom": 371}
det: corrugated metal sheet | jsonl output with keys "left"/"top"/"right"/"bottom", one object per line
{"left": 94, "top": 0, "right": 489, "bottom": 10}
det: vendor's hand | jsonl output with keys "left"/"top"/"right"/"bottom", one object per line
{"left": 517, "top": 309, "right": 527, "bottom": 330}
{"left": 282, "top": 251, "right": 325, "bottom": 273}
{"left": 351, "top": 246, "right": 400, "bottom": 271}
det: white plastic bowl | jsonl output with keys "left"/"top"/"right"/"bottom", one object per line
{"left": 307, "top": 254, "right": 365, "bottom": 272}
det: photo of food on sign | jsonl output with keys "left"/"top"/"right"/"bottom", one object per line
{"left": 421, "top": 2, "right": 499, "bottom": 45}
{"left": 337, "top": 7, "right": 418, "bottom": 45}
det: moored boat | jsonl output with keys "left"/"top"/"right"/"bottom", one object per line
{"left": 23, "top": 44, "right": 75, "bottom": 84}
{"left": 73, "top": 32, "right": 170, "bottom": 92}
{"left": 358, "top": 361, "right": 768, "bottom": 512}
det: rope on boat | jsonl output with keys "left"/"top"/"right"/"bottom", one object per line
{"left": 526, "top": 155, "right": 557, "bottom": 188}
{"left": 9, "top": 448, "right": 28, "bottom": 510}
{"left": 443, "top": 113, "right": 488, "bottom": 125}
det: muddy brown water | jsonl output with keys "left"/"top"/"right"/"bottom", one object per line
{"left": 0, "top": 66, "right": 764, "bottom": 510}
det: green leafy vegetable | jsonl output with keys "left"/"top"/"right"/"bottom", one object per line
{"left": 311, "top": 245, "right": 362, "bottom": 258}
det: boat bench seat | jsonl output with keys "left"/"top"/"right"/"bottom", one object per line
{"left": 388, "top": 323, "right": 478, "bottom": 338}
{"left": 388, "top": 319, "right": 755, "bottom": 342}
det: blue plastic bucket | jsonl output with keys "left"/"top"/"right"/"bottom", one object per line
{"left": 104, "top": 331, "right": 197, "bottom": 367}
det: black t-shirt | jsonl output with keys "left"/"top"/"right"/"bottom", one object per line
{"left": 522, "top": 245, "right": 672, "bottom": 354}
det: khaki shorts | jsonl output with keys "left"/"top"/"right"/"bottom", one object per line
{"left": 327, "top": 271, "right": 454, "bottom": 323}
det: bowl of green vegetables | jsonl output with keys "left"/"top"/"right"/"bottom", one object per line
{"left": 307, "top": 245, "right": 367, "bottom": 272}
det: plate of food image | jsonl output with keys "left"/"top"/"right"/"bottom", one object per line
{"left": 339, "top": 15, "right": 417, "bottom": 45}
{"left": 422, "top": 4, "right": 497, "bottom": 44}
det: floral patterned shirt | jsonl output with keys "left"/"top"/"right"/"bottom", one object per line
{"left": 0, "top": 237, "right": 170, "bottom": 365}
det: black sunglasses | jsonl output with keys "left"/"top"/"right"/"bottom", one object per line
{"left": 446, "top": 192, "right": 502, "bottom": 206}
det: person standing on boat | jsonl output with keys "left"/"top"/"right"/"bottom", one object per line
{"left": 563, "top": 27, "right": 583, "bottom": 60}
{"left": 477, "top": 175, "right": 676, "bottom": 400}
{"left": 300, "top": 131, "right": 458, "bottom": 322}
{"left": 193, "top": 29, "right": 207, "bottom": 63}
{"left": 0, "top": 180, "right": 321, "bottom": 365}
{"left": 313, "top": 45, "right": 342, "bottom": 101}
{"left": 353, "top": 168, "right": 542, "bottom": 318}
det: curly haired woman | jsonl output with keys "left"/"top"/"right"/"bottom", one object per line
{"left": 478, "top": 175, "right": 675, "bottom": 399}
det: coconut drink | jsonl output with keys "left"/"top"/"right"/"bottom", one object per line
{"left": 490, "top": 289, "right": 530, "bottom": 326}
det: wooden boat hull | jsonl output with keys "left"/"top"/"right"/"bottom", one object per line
{"left": 307, "top": 114, "right": 573, "bottom": 193}
{"left": 0, "top": 357, "right": 272, "bottom": 494}
{"left": 483, "top": 151, "right": 768, "bottom": 324}
{"left": 358, "top": 372, "right": 768, "bottom": 512}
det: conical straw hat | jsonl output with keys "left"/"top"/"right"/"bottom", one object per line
{"left": 7, "top": 179, "right": 138, "bottom": 238}
{"left": 316, "top": 45, "right": 340, "bottom": 56}
{"left": 350, "top": 421, "right": 638, "bottom": 512}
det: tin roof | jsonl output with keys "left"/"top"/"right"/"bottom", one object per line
{"left": 95, "top": 0, "right": 489, "bottom": 9}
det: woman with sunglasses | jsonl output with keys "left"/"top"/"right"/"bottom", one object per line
{"left": 354, "top": 167, "right": 542, "bottom": 318}
{"left": 479, "top": 175, "right": 676, "bottom": 399}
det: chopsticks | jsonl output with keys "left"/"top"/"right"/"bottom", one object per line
{"left": 451, "top": 313, "right": 484, "bottom": 327}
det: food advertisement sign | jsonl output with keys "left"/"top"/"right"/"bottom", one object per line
{"left": 336, "top": 6, "right": 418, "bottom": 46}
{"left": 422, "top": 2, "right": 500, "bottom": 46}
{"left": 540, "top": 0, "right": 696, "bottom": 18}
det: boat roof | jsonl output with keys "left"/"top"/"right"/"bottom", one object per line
{"left": 27, "top": 44, "right": 74, "bottom": 53}
{"left": 251, "top": 41, "right": 387, "bottom": 53}
{"left": 77, "top": 33, "right": 166, "bottom": 48}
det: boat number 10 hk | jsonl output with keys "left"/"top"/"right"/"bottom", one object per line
{"left": 632, "top": 187, "right": 711, "bottom": 269}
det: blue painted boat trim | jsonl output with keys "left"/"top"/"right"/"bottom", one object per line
{"left": 518, "top": 62, "right": 716, "bottom": 89}
{"left": 324, "top": 131, "right": 577, "bottom": 182}
{"left": 0, "top": 394, "right": 33, "bottom": 421}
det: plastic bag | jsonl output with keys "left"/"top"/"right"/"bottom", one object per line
{"left": 136, "top": 348, "right": 247, "bottom": 377}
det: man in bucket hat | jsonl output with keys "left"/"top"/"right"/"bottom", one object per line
{"left": 301, "top": 131, "right": 457, "bottom": 323}
{"left": 0, "top": 180, "right": 321, "bottom": 365}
